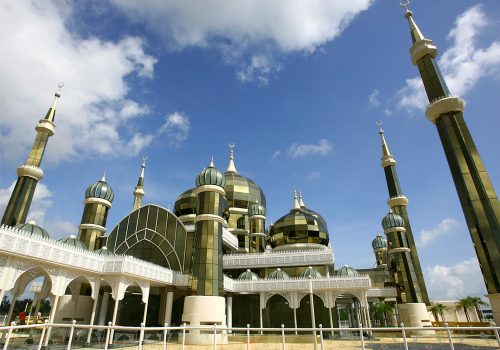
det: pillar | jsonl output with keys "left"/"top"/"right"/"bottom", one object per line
{"left": 164, "top": 290, "right": 174, "bottom": 326}
{"left": 98, "top": 292, "right": 109, "bottom": 325}
{"left": 44, "top": 294, "right": 60, "bottom": 347}
{"left": 226, "top": 295, "right": 233, "bottom": 333}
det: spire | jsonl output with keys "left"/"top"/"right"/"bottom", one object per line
{"left": 136, "top": 156, "right": 147, "bottom": 187}
{"left": 400, "top": 1, "right": 425, "bottom": 44}
{"left": 299, "top": 192, "right": 305, "bottom": 208}
{"left": 133, "top": 158, "right": 146, "bottom": 211}
{"left": 209, "top": 156, "right": 215, "bottom": 167}
{"left": 292, "top": 190, "right": 300, "bottom": 210}
{"left": 226, "top": 143, "right": 238, "bottom": 173}
{"left": 44, "top": 82, "right": 64, "bottom": 122}
{"left": 376, "top": 121, "right": 392, "bottom": 157}
{"left": 101, "top": 172, "right": 106, "bottom": 182}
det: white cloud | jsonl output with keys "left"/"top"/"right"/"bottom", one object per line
{"left": 0, "top": 0, "right": 160, "bottom": 164}
{"left": 368, "top": 89, "right": 380, "bottom": 108}
{"left": 288, "top": 139, "right": 333, "bottom": 158}
{"left": 111, "top": 0, "right": 373, "bottom": 83}
{"left": 396, "top": 5, "right": 500, "bottom": 112}
{"left": 159, "top": 112, "right": 191, "bottom": 145}
{"left": 0, "top": 181, "right": 53, "bottom": 225}
{"left": 418, "top": 218, "right": 459, "bottom": 247}
{"left": 307, "top": 171, "right": 321, "bottom": 182}
{"left": 271, "top": 150, "right": 281, "bottom": 161}
{"left": 426, "top": 258, "right": 486, "bottom": 300}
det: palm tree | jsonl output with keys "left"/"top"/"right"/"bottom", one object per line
{"left": 468, "top": 297, "right": 488, "bottom": 322}
{"left": 458, "top": 297, "right": 475, "bottom": 322}
{"left": 370, "top": 302, "right": 394, "bottom": 326}
{"left": 430, "top": 303, "right": 449, "bottom": 322}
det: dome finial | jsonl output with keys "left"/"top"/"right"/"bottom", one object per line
{"left": 376, "top": 121, "right": 392, "bottom": 157}
{"left": 101, "top": 171, "right": 106, "bottom": 182}
{"left": 293, "top": 190, "right": 300, "bottom": 209}
{"left": 45, "top": 82, "right": 64, "bottom": 122}
{"left": 226, "top": 143, "right": 238, "bottom": 173}
{"left": 299, "top": 191, "right": 305, "bottom": 208}
{"left": 209, "top": 156, "right": 214, "bottom": 167}
{"left": 400, "top": 0, "right": 427, "bottom": 44}
{"left": 399, "top": 0, "right": 411, "bottom": 16}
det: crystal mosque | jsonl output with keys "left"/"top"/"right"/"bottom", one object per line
{"left": 1, "top": 3, "right": 500, "bottom": 346}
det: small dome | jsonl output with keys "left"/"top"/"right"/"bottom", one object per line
{"left": 15, "top": 221, "right": 50, "bottom": 239}
{"left": 300, "top": 267, "right": 322, "bottom": 279}
{"left": 269, "top": 268, "right": 290, "bottom": 279}
{"left": 196, "top": 160, "right": 226, "bottom": 188}
{"left": 174, "top": 188, "right": 197, "bottom": 216}
{"left": 249, "top": 203, "right": 266, "bottom": 217}
{"left": 382, "top": 212, "right": 405, "bottom": 230}
{"left": 336, "top": 265, "right": 359, "bottom": 277}
{"left": 85, "top": 176, "right": 114, "bottom": 202}
{"left": 237, "top": 269, "right": 260, "bottom": 280}
{"left": 59, "top": 235, "right": 87, "bottom": 249}
{"left": 372, "top": 234, "right": 387, "bottom": 250}
{"left": 96, "top": 246, "right": 114, "bottom": 256}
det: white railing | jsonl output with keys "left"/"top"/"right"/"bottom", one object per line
{"left": 222, "top": 227, "right": 239, "bottom": 251}
{"left": 223, "top": 248, "right": 334, "bottom": 268}
{"left": 1, "top": 321, "right": 500, "bottom": 350}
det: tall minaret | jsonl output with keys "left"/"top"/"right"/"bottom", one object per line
{"left": 2, "top": 83, "right": 63, "bottom": 226}
{"left": 401, "top": 2, "right": 500, "bottom": 311}
{"left": 132, "top": 157, "right": 146, "bottom": 210}
{"left": 377, "top": 122, "right": 429, "bottom": 304}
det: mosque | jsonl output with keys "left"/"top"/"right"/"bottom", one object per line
{"left": 1, "top": 3, "right": 499, "bottom": 346}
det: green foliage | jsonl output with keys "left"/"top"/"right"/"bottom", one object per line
{"left": 429, "top": 303, "right": 449, "bottom": 322}
{"left": 370, "top": 302, "right": 394, "bottom": 327}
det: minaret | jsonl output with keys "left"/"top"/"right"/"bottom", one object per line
{"left": 248, "top": 203, "right": 266, "bottom": 253}
{"left": 299, "top": 192, "right": 305, "bottom": 208}
{"left": 132, "top": 157, "right": 147, "bottom": 210}
{"left": 371, "top": 234, "right": 387, "bottom": 267}
{"left": 401, "top": 2, "right": 500, "bottom": 311}
{"left": 182, "top": 158, "right": 228, "bottom": 344}
{"left": 77, "top": 174, "right": 114, "bottom": 250}
{"left": 1, "top": 83, "right": 63, "bottom": 226}
{"left": 377, "top": 122, "right": 430, "bottom": 304}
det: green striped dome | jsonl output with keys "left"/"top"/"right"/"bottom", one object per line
{"left": 16, "top": 221, "right": 50, "bottom": 239}
{"left": 196, "top": 162, "right": 226, "bottom": 188}
{"left": 382, "top": 212, "right": 405, "bottom": 230}
{"left": 96, "top": 246, "right": 114, "bottom": 256}
{"left": 336, "top": 265, "right": 359, "bottom": 277}
{"left": 372, "top": 234, "right": 387, "bottom": 250}
{"left": 59, "top": 235, "right": 87, "bottom": 249}
{"left": 300, "top": 267, "right": 322, "bottom": 278}
{"left": 85, "top": 177, "right": 114, "bottom": 202}
{"left": 249, "top": 203, "right": 266, "bottom": 217}
{"left": 238, "top": 269, "right": 260, "bottom": 280}
{"left": 269, "top": 268, "right": 290, "bottom": 279}
{"left": 174, "top": 188, "right": 197, "bottom": 216}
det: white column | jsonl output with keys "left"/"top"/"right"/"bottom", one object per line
{"left": 142, "top": 299, "right": 149, "bottom": 325}
{"left": 259, "top": 293, "right": 264, "bottom": 334}
{"left": 164, "top": 290, "right": 174, "bottom": 326}
{"left": 309, "top": 278, "right": 317, "bottom": 350}
{"left": 328, "top": 307, "right": 334, "bottom": 338}
{"left": 98, "top": 292, "right": 110, "bottom": 325}
{"left": 86, "top": 291, "right": 101, "bottom": 344}
{"left": 226, "top": 295, "right": 233, "bottom": 333}
{"left": 44, "top": 294, "right": 60, "bottom": 347}
{"left": 109, "top": 297, "right": 120, "bottom": 345}
{"left": 293, "top": 308, "right": 298, "bottom": 334}
{"left": 6, "top": 294, "right": 18, "bottom": 325}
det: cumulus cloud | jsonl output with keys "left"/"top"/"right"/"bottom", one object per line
{"left": 426, "top": 258, "right": 487, "bottom": 300}
{"left": 271, "top": 150, "right": 281, "bottom": 161}
{"left": 111, "top": 0, "right": 373, "bottom": 83}
{"left": 288, "top": 139, "right": 333, "bottom": 158}
{"left": 418, "top": 218, "right": 459, "bottom": 247}
{"left": 0, "top": 182, "right": 53, "bottom": 225}
{"left": 158, "top": 112, "right": 191, "bottom": 146}
{"left": 368, "top": 89, "right": 380, "bottom": 108}
{"left": 396, "top": 5, "right": 500, "bottom": 112}
{"left": 0, "top": 0, "right": 160, "bottom": 164}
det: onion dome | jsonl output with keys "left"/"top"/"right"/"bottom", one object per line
{"left": 59, "top": 235, "right": 87, "bottom": 249}
{"left": 249, "top": 203, "right": 266, "bottom": 217}
{"left": 269, "top": 192, "right": 329, "bottom": 248}
{"left": 85, "top": 175, "right": 114, "bottom": 202}
{"left": 372, "top": 234, "right": 387, "bottom": 250}
{"left": 174, "top": 188, "right": 197, "bottom": 216}
{"left": 95, "top": 246, "right": 114, "bottom": 256}
{"left": 237, "top": 269, "right": 260, "bottom": 280}
{"left": 382, "top": 212, "right": 405, "bottom": 230}
{"left": 336, "top": 265, "right": 360, "bottom": 277}
{"left": 196, "top": 158, "right": 226, "bottom": 188}
{"left": 299, "top": 193, "right": 328, "bottom": 229}
{"left": 300, "top": 267, "right": 322, "bottom": 278}
{"left": 15, "top": 220, "right": 50, "bottom": 239}
{"left": 269, "top": 268, "right": 290, "bottom": 279}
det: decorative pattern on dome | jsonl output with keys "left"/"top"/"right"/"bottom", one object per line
{"left": 196, "top": 161, "right": 226, "bottom": 188}
{"left": 382, "top": 212, "right": 405, "bottom": 229}
{"left": 59, "top": 235, "right": 87, "bottom": 249}
{"left": 300, "top": 267, "right": 322, "bottom": 278}
{"left": 15, "top": 221, "right": 50, "bottom": 239}
{"left": 336, "top": 265, "right": 359, "bottom": 277}
{"left": 249, "top": 203, "right": 266, "bottom": 217}
{"left": 268, "top": 268, "right": 290, "bottom": 279}
{"left": 224, "top": 172, "right": 266, "bottom": 209}
{"left": 269, "top": 210, "right": 329, "bottom": 248}
{"left": 174, "top": 188, "right": 197, "bottom": 216}
{"left": 85, "top": 177, "right": 114, "bottom": 202}
{"left": 372, "top": 234, "right": 388, "bottom": 250}
{"left": 237, "top": 269, "right": 260, "bottom": 280}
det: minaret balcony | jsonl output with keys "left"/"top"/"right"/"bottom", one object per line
{"left": 410, "top": 38, "right": 437, "bottom": 65}
{"left": 17, "top": 164, "right": 44, "bottom": 181}
{"left": 426, "top": 95, "right": 465, "bottom": 123}
{"left": 388, "top": 247, "right": 412, "bottom": 254}
{"left": 387, "top": 195, "right": 409, "bottom": 208}
{"left": 381, "top": 155, "right": 397, "bottom": 168}
{"left": 35, "top": 119, "right": 56, "bottom": 136}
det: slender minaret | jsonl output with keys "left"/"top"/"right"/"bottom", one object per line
{"left": 377, "top": 122, "right": 430, "bottom": 304}
{"left": 401, "top": 2, "right": 500, "bottom": 309}
{"left": 132, "top": 157, "right": 147, "bottom": 210}
{"left": 77, "top": 174, "right": 114, "bottom": 250}
{"left": 2, "top": 83, "right": 63, "bottom": 226}
{"left": 372, "top": 234, "right": 387, "bottom": 267}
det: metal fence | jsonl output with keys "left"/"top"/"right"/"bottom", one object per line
{"left": 1, "top": 321, "right": 500, "bottom": 349}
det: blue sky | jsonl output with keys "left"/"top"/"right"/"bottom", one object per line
{"left": 1, "top": 0, "right": 500, "bottom": 301}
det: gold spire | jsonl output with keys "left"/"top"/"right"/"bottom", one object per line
{"left": 44, "top": 82, "right": 64, "bottom": 122}
{"left": 226, "top": 143, "right": 238, "bottom": 173}
{"left": 299, "top": 192, "right": 305, "bottom": 208}
{"left": 133, "top": 157, "right": 146, "bottom": 211}
{"left": 209, "top": 156, "right": 215, "bottom": 167}
{"left": 376, "top": 121, "right": 392, "bottom": 157}
{"left": 293, "top": 190, "right": 300, "bottom": 210}
{"left": 101, "top": 172, "right": 106, "bottom": 182}
{"left": 400, "top": 1, "right": 425, "bottom": 44}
